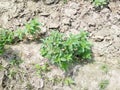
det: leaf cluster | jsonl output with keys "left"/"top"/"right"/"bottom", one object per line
{"left": 92, "top": 0, "right": 108, "bottom": 7}
{"left": 35, "top": 63, "right": 50, "bottom": 77}
{"left": 99, "top": 80, "right": 109, "bottom": 90}
{"left": 0, "top": 19, "right": 41, "bottom": 55}
{"left": 40, "top": 31, "right": 91, "bottom": 71}
{"left": 100, "top": 64, "right": 109, "bottom": 73}
{"left": 64, "top": 77, "right": 75, "bottom": 86}
{"left": 25, "top": 19, "right": 41, "bottom": 37}
{"left": 0, "top": 29, "right": 14, "bottom": 54}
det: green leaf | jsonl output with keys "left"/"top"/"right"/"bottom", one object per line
{"left": 40, "top": 30, "right": 92, "bottom": 71}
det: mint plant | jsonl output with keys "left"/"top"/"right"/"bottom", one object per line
{"left": 0, "top": 29, "right": 14, "bottom": 44}
{"left": 0, "top": 29, "right": 14, "bottom": 54}
{"left": 10, "top": 59, "right": 23, "bottom": 66}
{"left": 0, "top": 19, "right": 41, "bottom": 55}
{"left": 92, "top": 0, "right": 108, "bottom": 7}
{"left": 25, "top": 19, "right": 41, "bottom": 38}
{"left": 40, "top": 31, "right": 91, "bottom": 71}
{"left": 14, "top": 19, "right": 41, "bottom": 40}
{"left": 14, "top": 29, "right": 25, "bottom": 40}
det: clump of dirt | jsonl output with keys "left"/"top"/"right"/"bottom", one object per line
{"left": 0, "top": 0, "right": 120, "bottom": 90}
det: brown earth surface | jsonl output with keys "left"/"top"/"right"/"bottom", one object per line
{"left": 0, "top": 0, "right": 120, "bottom": 90}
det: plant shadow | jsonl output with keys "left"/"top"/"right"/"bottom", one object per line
{"left": 64, "top": 50, "right": 95, "bottom": 77}
{"left": 0, "top": 47, "right": 24, "bottom": 89}
{"left": 0, "top": 47, "right": 23, "bottom": 67}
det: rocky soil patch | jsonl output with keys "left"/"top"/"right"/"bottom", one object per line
{"left": 0, "top": 0, "right": 120, "bottom": 90}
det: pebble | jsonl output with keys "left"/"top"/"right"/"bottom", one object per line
{"left": 49, "top": 22, "right": 60, "bottom": 29}
{"left": 69, "top": 2, "right": 80, "bottom": 10}
{"left": 64, "top": 8, "right": 77, "bottom": 17}
{"left": 40, "top": 27, "right": 47, "bottom": 34}
{"left": 94, "top": 36, "right": 104, "bottom": 42}
{"left": 40, "top": 12, "right": 50, "bottom": 17}
{"left": 43, "top": 0, "right": 59, "bottom": 5}
{"left": 62, "top": 18, "right": 71, "bottom": 25}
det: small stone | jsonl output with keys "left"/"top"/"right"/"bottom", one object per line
{"left": 60, "top": 25, "right": 69, "bottom": 32}
{"left": 43, "top": 0, "right": 59, "bottom": 5}
{"left": 87, "top": 18, "right": 96, "bottom": 27}
{"left": 69, "top": 2, "right": 80, "bottom": 10}
{"left": 50, "top": 12, "right": 60, "bottom": 21}
{"left": 62, "top": 18, "right": 71, "bottom": 25}
{"left": 40, "top": 27, "right": 47, "bottom": 34}
{"left": 64, "top": 8, "right": 77, "bottom": 17}
{"left": 49, "top": 23, "right": 60, "bottom": 29}
{"left": 94, "top": 36, "right": 104, "bottom": 42}
{"left": 14, "top": 19, "right": 20, "bottom": 26}
{"left": 101, "top": 8, "right": 110, "bottom": 14}
{"left": 108, "top": 2, "right": 118, "bottom": 12}
{"left": 50, "top": 12, "right": 59, "bottom": 19}
{"left": 105, "top": 37, "right": 112, "bottom": 42}
{"left": 40, "top": 12, "right": 50, "bottom": 17}
{"left": 70, "top": 29, "right": 79, "bottom": 35}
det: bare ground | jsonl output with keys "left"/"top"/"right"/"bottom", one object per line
{"left": 0, "top": 0, "right": 120, "bottom": 90}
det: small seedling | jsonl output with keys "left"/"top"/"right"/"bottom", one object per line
{"left": 25, "top": 19, "right": 41, "bottom": 38}
{"left": 99, "top": 80, "right": 109, "bottom": 90}
{"left": 14, "top": 29, "right": 25, "bottom": 40}
{"left": 64, "top": 77, "right": 75, "bottom": 86}
{"left": 92, "top": 0, "right": 108, "bottom": 7}
{"left": 8, "top": 68, "right": 17, "bottom": 79}
{"left": 63, "top": 0, "right": 67, "bottom": 4}
{"left": 0, "top": 29, "right": 14, "bottom": 54}
{"left": 49, "top": 76, "right": 63, "bottom": 85}
{"left": 40, "top": 30, "right": 91, "bottom": 71}
{"left": 0, "top": 29, "right": 14, "bottom": 44}
{"left": 100, "top": 64, "right": 109, "bottom": 73}
{"left": 10, "top": 59, "right": 23, "bottom": 66}
{"left": 35, "top": 63, "right": 50, "bottom": 77}
{"left": 0, "top": 19, "right": 42, "bottom": 54}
